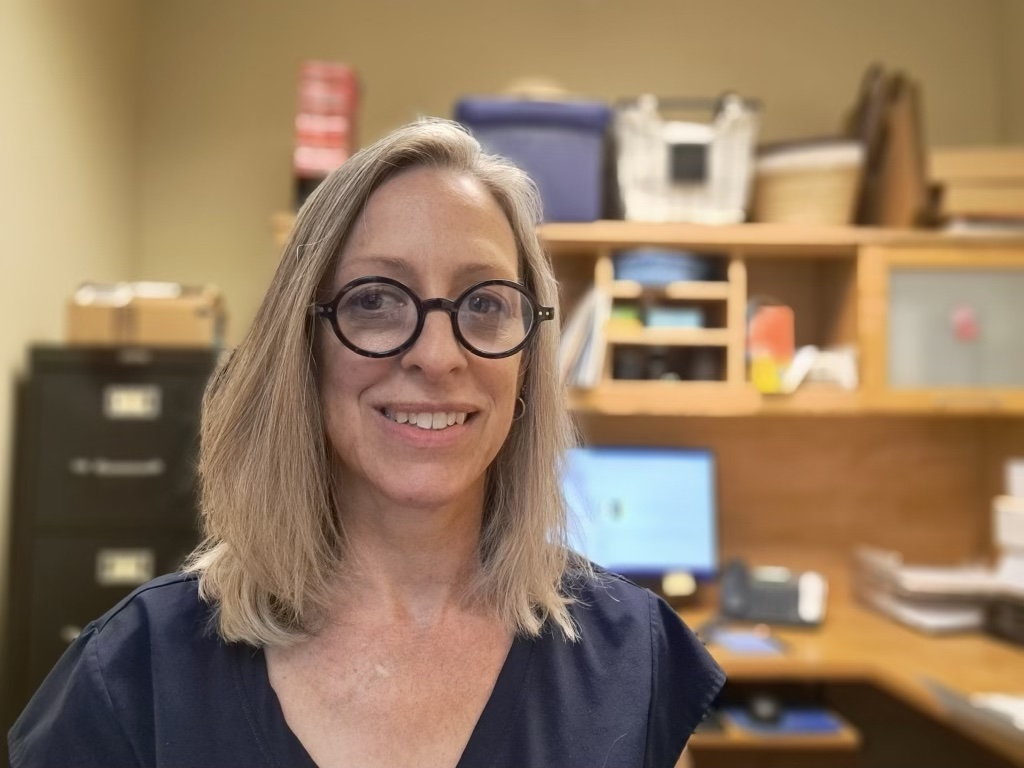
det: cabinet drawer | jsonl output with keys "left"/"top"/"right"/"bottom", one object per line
{"left": 23, "top": 348, "right": 215, "bottom": 530}
{"left": 23, "top": 534, "right": 196, "bottom": 707}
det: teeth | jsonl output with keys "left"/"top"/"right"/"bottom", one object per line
{"left": 385, "top": 409, "right": 469, "bottom": 430}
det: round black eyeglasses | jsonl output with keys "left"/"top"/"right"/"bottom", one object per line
{"left": 314, "top": 276, "right": 555, "bottom": 359}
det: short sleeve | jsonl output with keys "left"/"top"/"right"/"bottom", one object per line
{"left": 8, "top": 622, "right": 141, "bottom": 768}
{"left": 644, "top": 593, "right": 726, "bottom": 768}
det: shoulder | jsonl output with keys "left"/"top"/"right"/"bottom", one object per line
{"left": 77, "top": 572, "right": 219, "bottom": 680}
{"left": 92, "top": 571, "right": 208, "bottom": 630}
{"left": 8, "top": 573, "right": 230, "bottom": 768}
{"left": 566, "top": 568, "right": 726, "bottom": 761}
{"left": 91, "top": 571, "right": 212, "bottom": 641}
{"left": 565, "top": 566, "right": 702, "bottom": 659}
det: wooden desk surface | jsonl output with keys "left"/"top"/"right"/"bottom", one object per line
{"left": 679, "top": 595, "right": 1024, "bottom": 764}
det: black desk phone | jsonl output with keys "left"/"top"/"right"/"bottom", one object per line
{"left": 719, "top": 560, "right": 829, "bottom": 626}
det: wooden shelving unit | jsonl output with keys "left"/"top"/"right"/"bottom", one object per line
{"left": 541, "top": 220, "right": 1024, "bottom": 417}
{"left": 554, "top": 224, "right": 848, "bottom": 416}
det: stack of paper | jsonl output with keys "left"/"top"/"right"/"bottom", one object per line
{"left": 928, "top": 680, "right": 1024, "bottom": 748}
{"left": 853, "top": 547, "right": 996, "bottom": 634}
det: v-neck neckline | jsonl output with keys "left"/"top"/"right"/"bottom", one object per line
{"left": 233, "top": 631, "right": 535, "bottom": 768}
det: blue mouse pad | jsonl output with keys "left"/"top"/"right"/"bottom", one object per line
{"left": 711, "top": 629, "right": 785, "bottom": 656}
{"left": 725, "top": 706, "right": 844, "bottom": 734}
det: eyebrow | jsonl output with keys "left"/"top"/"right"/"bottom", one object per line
{"left": 341, "top": 254, "right": 518, "bottom": 281}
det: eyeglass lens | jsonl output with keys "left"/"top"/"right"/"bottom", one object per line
{"left": 335, "top": 281, "right": 535, "bottom": 356}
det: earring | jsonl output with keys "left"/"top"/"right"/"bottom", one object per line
{"left": 513, "top": 395, "right": 527, "bottom": 421}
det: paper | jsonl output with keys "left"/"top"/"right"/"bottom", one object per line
{"left": 1007, "top": 458, "right": 1024, "bottom": 498}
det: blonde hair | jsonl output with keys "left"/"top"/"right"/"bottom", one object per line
{"left": 186, "top": 118, "right": 586, "bottom": 646}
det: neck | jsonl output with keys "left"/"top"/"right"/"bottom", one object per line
{"left": 333, "top": 483, "right": 487, "bottom": 629}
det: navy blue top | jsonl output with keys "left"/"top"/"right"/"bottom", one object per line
{"left": 9, "top": 571, "right": 724, "bottom": 768}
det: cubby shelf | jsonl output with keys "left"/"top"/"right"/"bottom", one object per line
{"left": 609, "top": 280, "right": 732, "bottom": 301}
{"left": 606, "top": 327, "right": 732, "bottom": 347}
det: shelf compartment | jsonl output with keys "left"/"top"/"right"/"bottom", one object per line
{"left": 610, "top": 279, "right": 732, "bottom": 301}
{"left": 606, "top": 327, "right": 731, "bottom": 347}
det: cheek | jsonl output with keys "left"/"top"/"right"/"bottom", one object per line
{"left": 489, "top": 359, "right": 523, "bottom": 414}
{"left": 317, "top": 344, "right": 384, "bottom": 436}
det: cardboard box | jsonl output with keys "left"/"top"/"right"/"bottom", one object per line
{"left": 931, "top": 147, "right": 1024, "bottom": 217}
{"left": 67, "top": 283, "right": 226, "bottom": 347}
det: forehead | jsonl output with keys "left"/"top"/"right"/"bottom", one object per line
{"left": 335, "top": 167, "right": 520, "bottom": 286}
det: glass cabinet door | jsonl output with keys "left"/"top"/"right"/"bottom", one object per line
{"left": 887, "top": 268, "right": 1024, "bottom": 388}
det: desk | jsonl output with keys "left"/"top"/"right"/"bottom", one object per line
{"left": 679, "top": 596, "right": 1024, "bottom": 765}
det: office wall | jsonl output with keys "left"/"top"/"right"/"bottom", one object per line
{"left": 136, "top": 0, "right": 1002, "bottom": 343}
{"left": 996, "top": 0, "right": 1024, "bottom": 142}
{"left": 0, "top": 0, "right": 140, "bottom": 640}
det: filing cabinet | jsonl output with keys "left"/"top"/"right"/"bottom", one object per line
{"left": 3, "top": 346, "right": 217, "bottom": 731}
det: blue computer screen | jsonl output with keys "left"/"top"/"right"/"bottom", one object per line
{"left": 562, "top": 446, "right": 717, "bottom": 578}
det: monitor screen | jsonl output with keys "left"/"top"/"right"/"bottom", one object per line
{"left": 562, "top": 446, "right": 717, "bottom": 579}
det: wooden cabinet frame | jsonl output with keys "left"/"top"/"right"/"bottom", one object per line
{"left": 540, "top": 223, "right": 1024, "bottom": 417}
{"left": 860, "top": 246, "right": 1024, "bottom": 414}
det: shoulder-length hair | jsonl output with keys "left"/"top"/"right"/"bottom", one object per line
{"left": 185, "top": 118, "right": 585, "bottom": 646}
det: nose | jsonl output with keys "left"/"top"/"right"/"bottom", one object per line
{"left": 399, "top": 308, "right": 468, "bottom": 378}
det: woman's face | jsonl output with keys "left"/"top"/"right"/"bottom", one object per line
{"left": 318, "top": 166, "right": 522, "bottom": 515}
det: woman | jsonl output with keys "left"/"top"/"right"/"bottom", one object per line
{"left": 9, "top": 119, "right": 724, "bottom": 768}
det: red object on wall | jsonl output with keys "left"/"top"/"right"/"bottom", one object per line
{"left": 950, "top": 303, "right": 979, "bottom": 343}
{"left": 293, "top": 61, "right": 360, "bottom": 180}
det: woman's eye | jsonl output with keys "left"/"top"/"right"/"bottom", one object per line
{"left": 343, "top": 286, "right": 406, "bottom": 313}
{"left": 469, "top": 294, "right": 505, "bottom": 314}
{"left": 357, "top": 292, "right": 384, "bottom": 310}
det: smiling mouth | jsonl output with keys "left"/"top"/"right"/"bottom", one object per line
{"left": 380, "top": 408, "right": 474, "bottom": 431}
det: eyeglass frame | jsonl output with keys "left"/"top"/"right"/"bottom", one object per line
{"left": 313, "top": 275, "right": 555, "bottom": 359}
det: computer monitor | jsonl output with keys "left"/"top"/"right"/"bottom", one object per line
{"left": 562, "top": 446, "right": 717, "bottom": 579}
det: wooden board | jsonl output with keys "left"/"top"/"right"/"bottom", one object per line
{"left": 943, "top": 184, "right": 1024, "bottom": 217}
{"left": 575, "top": 415, "right": 997, "bottom": 563}
{"left": 931, "top": 146, "right": 1024, "bottom": 182}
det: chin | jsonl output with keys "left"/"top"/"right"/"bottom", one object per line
{"left": 372, "top": 468, "right": 485, "bottom": 513}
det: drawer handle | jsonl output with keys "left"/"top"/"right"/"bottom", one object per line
{"left": 68, "top": 458, "right": 166, "bottom": 477}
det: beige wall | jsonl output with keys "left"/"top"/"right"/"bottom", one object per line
{"left": 996, "top": 0, "right": 1024, "bottom": 142}
{"left": 136, "top": 0, "right": 1003, "bottom": 344}
{"left": 0, "top": 0, "right": 140, "bottom": 641}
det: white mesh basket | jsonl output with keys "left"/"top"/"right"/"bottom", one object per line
{"left": 615, "top": 94, "right": 760, "bottom": 224}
